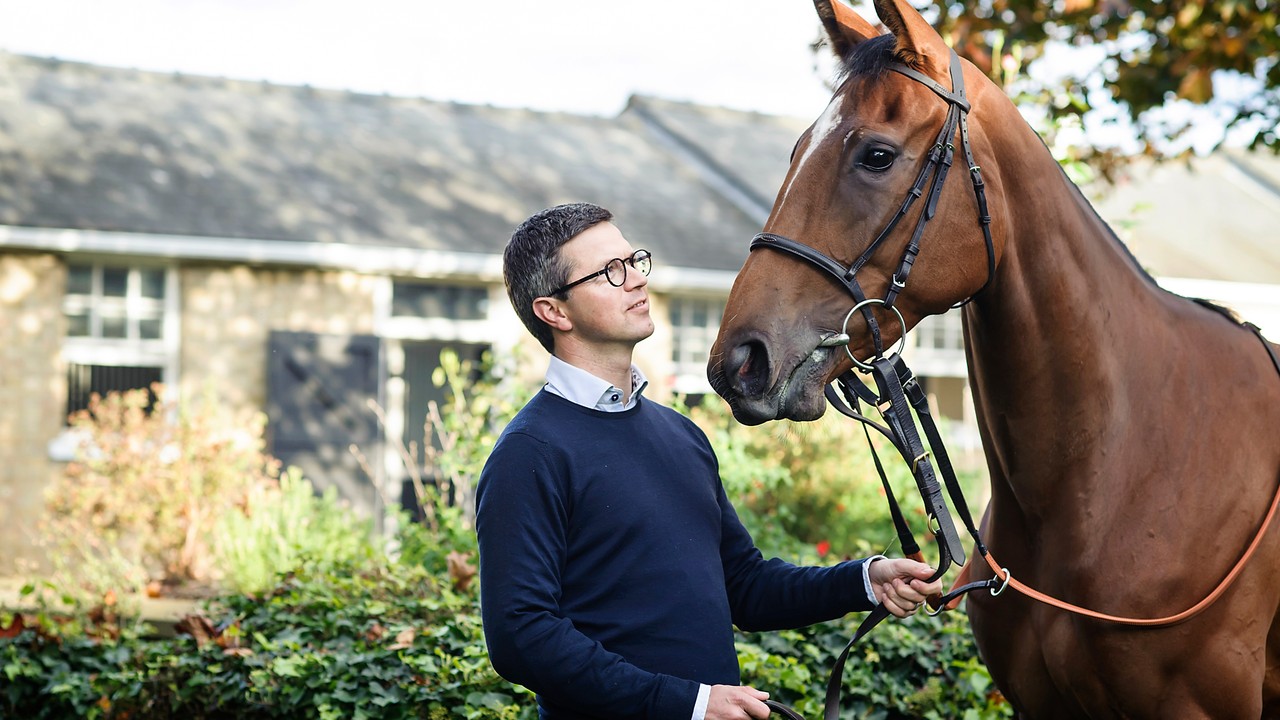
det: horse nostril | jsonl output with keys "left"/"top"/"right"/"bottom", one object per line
{"left": 727, "top": 340, "right": 770, "bottom": 398}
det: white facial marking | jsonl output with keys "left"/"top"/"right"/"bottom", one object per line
{"left": 777, "top": 95, "right": 844, "bottom": 214}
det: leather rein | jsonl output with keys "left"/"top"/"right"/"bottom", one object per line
{"left": 752, "top": 49, "right": 1280, "bottom": 720}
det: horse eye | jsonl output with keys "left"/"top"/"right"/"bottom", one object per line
{"left": 859, "top": 147, "right": 896, "bottom": 172}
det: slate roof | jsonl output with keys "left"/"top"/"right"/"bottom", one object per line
{"left": 1, "top": 50, "right": 1278, "bottom": 287}
{"left": 0, "top": 52, "right": 767, "bottom": 273}
{"left": 1088, "top": 151, "right": 1280, "bottom": 284}
{"left": 622, "top": 95, "right": 811, "bottom": 219}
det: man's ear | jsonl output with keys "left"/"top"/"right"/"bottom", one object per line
{"left": 532, "top": 297, "right": 573, "bottom": 334}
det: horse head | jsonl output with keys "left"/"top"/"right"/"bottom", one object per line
{"left": 707, "top": 0, "right": 1009, "bottom": 425}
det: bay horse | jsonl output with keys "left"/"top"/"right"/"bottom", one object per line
{"left": 706, "top": 1, "right": 1280, "bottom": 717}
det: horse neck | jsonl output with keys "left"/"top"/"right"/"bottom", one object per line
{"left": 964, "top": 121, "right": 1168, "bottom": 498}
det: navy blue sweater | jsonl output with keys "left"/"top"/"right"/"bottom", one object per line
{"left": 476, "top": 391, "right": 873, "bottom": 720}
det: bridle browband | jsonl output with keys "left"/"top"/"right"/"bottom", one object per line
{"left": 752, "top": 46, "right": 1280, "bottom": 720}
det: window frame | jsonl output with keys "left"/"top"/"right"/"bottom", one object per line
{"left": 55, "top": 260, "right": 180, "bottom": 446}
{"left": 904, "top": 309, "right": 968, "bottom": 378}
{"left": 378, "top": 278, "right": 495, "bottom": 345}
{"left": 667, "top": 294, "right": 726, "bottom": 395}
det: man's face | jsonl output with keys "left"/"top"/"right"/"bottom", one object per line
{"left": 554, "top": 222, "right": 654, "bottom": 350}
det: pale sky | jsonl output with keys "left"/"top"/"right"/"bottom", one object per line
{"left": 0, "top": 0, "right": 1258, "bottom": 153}
{"left": 0, "top": 0, "right": 839, "bottom": 119}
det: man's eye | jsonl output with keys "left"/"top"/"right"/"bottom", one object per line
{"left": 859, "top": 147, "right": 896, "bottom": 172}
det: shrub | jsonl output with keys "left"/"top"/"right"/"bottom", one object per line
{"left": 0, "top": 560, "right": 533, "bottom": 719}
{"left": 43, "top": 385, "right": 280, "bottom": 601}
{"left": 684, "top": 394, "right": 986, "bottom": 564}
{"left": 5, "top": 352, "right": 1009, "bottom": 718}
{"left": 738, "top": 611, "right": 1012, "bottom": 719}
{"left": 211, "top": 468, "right": 378, "bottom": 595}
{"left": 0, "top": 569, "right": 1007, "bottom": 719}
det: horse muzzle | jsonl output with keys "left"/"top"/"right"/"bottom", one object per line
{"left": 709, "top": 333, "right": 839, "bottom": 424}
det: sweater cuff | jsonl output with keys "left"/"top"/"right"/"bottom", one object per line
{"left": 655, "top": 675, "right": 702, "bottom": 720}
{"left": 863, "top": 555, "right": 887, "bottom": 605}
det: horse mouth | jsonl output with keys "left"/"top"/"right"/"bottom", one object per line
{"left": 710, "top": 341, "right": 839, "bottom": 425}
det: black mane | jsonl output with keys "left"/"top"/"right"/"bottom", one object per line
{"left": 836, "top": 34, "right": 898, "bottom": 82}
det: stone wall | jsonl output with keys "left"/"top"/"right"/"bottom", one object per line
{"left": 0, "top": 253, "right": 65, "bottom": 572}
{"left": 179, "top": 265, "right": 379, "bottom": 414}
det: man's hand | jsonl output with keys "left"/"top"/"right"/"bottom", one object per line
{"left": 706, "top": 685, "right": 772, "bottom": 719}
{"left": 868, "top": 557, "right": 944, "bottom": 618}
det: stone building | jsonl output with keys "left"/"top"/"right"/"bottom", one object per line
{"left": 1, "top": 51, "right": 1278, "bottom": 570}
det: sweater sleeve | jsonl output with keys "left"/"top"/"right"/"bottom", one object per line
{"left": 476, "top": 431, "right": 699, "bottom": 719}
{"left": 715, "top": 478, "right": 877, "bottom": 632}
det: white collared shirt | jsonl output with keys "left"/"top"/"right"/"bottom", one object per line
{"left": 544, "top": 355, "right": 648, "bottom": 411}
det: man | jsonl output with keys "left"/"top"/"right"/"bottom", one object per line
{"left": 477, "top": 203, "right": 941, "bottom": 720}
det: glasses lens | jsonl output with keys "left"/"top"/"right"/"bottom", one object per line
{"left": 632, "top": 250, "right": 652, "bottom": 277}
{"left": 604, "top": 257, "right": 626, "bottom": 287}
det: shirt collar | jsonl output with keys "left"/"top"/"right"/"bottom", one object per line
{"left": 545, "top": 356, "right": 649, "bottom": 412}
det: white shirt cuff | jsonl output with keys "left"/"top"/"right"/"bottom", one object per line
{"left": 691, "top": 683, "right": 710, "bottom": 720}
{"left": 863, "top": 554, "right": 887, "bottom": 605}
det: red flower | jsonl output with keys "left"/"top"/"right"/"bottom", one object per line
{"left": 816, "top": 540, "right": 831, "bottom": 557}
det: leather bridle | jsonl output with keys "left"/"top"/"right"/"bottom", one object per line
{"left": 751, "top": 47, "right": 995, "bottom": 359}
{"left": 751, "top": 45, "right": 994, "bottom": 592}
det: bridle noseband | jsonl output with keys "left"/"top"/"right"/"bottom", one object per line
{"left": 750, "top": 48, "right": 995, "bottom": 362}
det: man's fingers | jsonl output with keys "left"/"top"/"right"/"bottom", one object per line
{"left": 708, "top": 685, "right": 773, "bottom": 719}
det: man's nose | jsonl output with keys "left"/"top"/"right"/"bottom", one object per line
{"left": 625, "top": 265, "right": 648, "bottom": 290}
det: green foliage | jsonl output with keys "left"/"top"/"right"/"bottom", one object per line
{"left": 0, "top": 560, "right": 534, "bottom": 719}
{"left": 211, "top": 468, "right": 378, "bottom": 595}
{"left": 738, "top": 610, "right": 1012, "bottom": 720}
{"left": 392, "top": 347, "right": 522, "bottom": 574}
{"left": 422, "top": 349, "right": 527, "bottom": 528}
{"left": 5, "top": 351, "right": 1006, "bottom": 717}
{"left": 684, "top": 395, "right": 986, "bottom": 566}
{"left": 925, "top": 0, "right": 1280, "bottom": 161}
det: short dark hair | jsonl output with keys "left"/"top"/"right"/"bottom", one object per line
{"left": 504, "top": 202, "right": 614, "bottom": 353}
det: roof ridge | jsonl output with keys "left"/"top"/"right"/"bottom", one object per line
{"left": 624, "top": 97, "right": 774, "bottom": 224}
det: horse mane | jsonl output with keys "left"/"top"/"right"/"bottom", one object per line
{"left": 1052, "top": 152, "right": 1249, "bottom": 325}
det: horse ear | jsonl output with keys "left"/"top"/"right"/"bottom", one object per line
{"left": 872, "top": 0, "right": 950, "bottom": 75}
{"left": 814, "top": 0, "right": 881, "bottom": 59}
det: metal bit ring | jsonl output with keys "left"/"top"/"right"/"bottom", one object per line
{"left": 841, "top": 298, "right": 908, "bottom": 371}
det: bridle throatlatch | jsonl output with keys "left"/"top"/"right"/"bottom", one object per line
{"left": 752, "top": 48, "right": 1280, "bottom": 720}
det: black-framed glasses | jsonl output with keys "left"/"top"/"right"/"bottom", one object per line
{"left": 551, "top": 249, "right": 652, "bottom": 296}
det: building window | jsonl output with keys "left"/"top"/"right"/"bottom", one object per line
{"left": 913, "top": 310, "right": 964, "bottom": 351}
{"left": 392, "top": 282, "right": 488, "bottom": 321}
{"left": 62, "top": 262, "right": 177, "bottom": 420}
{"left": 380, "top": 280, "right": 494, "bottom": 347}
{"left": 66, "top": 364, "right": 162, "bottom": 416}
{"left": 905, "top": 309, "right": 967, "bottom": 378}
{"left": 669, "top": 296, "right": 724, "bottom": 394}
{"left": 64, "top": 264, "right": 168, "bottom": 341}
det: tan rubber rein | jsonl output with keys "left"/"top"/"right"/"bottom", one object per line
{"left": 963, "top": 474, "right": 1280, "bottom": 626}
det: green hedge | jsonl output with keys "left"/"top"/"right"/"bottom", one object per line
{"left": 2, "top": 562, "right": 531, "bottom": 720}
{"left": 738, "top": 613, "right": 1010, "bottom": 720}
{"left": 2, "top": 559, "right": 1009, "bottom": 719}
